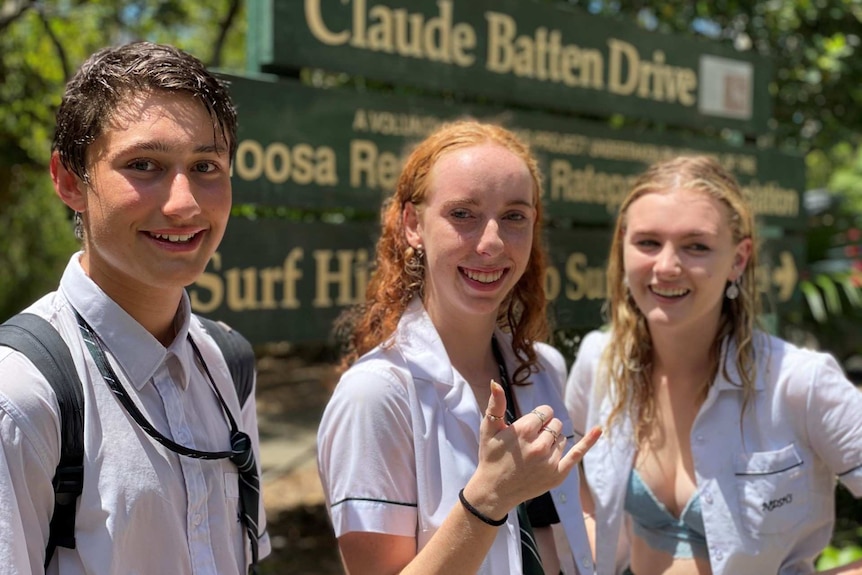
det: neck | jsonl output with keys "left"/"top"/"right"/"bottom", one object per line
{"left": 85, "top": 269, "right": 184, "bottom": 346}
{"left": 649, "top": 322, "right": 718, "bottom": 385}
{"left": 426, "top": 302, "right": 500, "bottom": 389}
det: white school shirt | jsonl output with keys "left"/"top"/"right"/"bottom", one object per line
{"left": 565, "top": 329, "right": 862, "bottom": 575}
{"left": 317, "top": 298, "right": 595, "bottom": 575}
{"left": 0, "top": 254, "right": 270, "bottom": 575}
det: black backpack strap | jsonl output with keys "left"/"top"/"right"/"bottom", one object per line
{"left": 196, "top": 317, "right": 255, "bottom": 409}
{"left": 0, "top": 313, "right": 84, "bottom": 567}
{"left": 197, "top": 316, "right": 260, "bottom": 572}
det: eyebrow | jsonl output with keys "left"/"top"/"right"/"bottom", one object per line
{"left": 440, "top": 197, "right": 534, "bottom": 209}
{"left": 629, "top": 228, "right": 719, "bottom": 239}
{"left": 119, "top": 141, "right": 227, "bottom": 156}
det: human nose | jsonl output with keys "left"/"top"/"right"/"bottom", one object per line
{"left": 162, "top": 171, "right": 201, "bottom": 219}
{"left": 654, "top": 243, "right": 681, "bottom": 276}
{"left": 477, "top": 218, "right": 504, "bottom": 256}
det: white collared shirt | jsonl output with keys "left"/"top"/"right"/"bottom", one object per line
{"left": 0, "top": 253, "right": 270, "bottom": 575}
{"left": 317, "top": 299, "right": 595, "bottom": 574}
{"left": 566, "top": 329, "right": 862, "bottom": 575}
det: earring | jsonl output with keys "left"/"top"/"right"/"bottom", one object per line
{"left": 725, "top": 278, "right": 740, "bottom": 300}
{"left": 403, "top": 244, "right": 426, "bottom": 304}
{"left": 73, "top": 211, "right": 84, "bottom": 241}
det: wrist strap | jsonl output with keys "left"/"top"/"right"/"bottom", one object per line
{"left": 458, "top": 488, "right": 507, "bottom": 527}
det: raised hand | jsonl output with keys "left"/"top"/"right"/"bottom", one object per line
{"left": 466, "top": 380, "right": 601, "bottom": 519}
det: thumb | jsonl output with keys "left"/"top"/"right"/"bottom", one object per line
{"left": 481, "top": 379, "right": 509, "bottom": 437}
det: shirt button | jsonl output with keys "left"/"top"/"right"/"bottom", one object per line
{"left": 193, "top": 514, "right": 202, "bottom": 526}
{"left": 715, "top": 550, "right": 724, "bottom": 561}
{"left": 559, "top": 493, "right": 567, "bottom": 503}
{"left": 704, "top": 493, "right": 713, "bottom": 505}
{"left": 581, "top": 556, "right": 592, "bottom": 568}
{"left": 696, "top": 435, "right": 704, "bottom": 442}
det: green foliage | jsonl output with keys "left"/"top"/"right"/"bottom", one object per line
{"left": 0, "top": 0, "right": 246, "bottom": 318}
{"left": 817, "top": 542, "right": 862, "bottom": 571}
{"left": 558, "top": 0, "right": 862, "bottom": 155}
{"left": 0, "top": 165, "right": 77, "bottom": 319}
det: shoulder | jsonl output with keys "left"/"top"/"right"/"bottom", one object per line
{"left": 756, "top": 333, "right": 846, "bottom": 391}
{"left": 332, "top": 344, "right": 413, "bottom": 405}
{"left": 578, "top": 329, "right": 611, "bottom": 361}
{"left": 534, "top": 341, "right": 566, "bottom": 376}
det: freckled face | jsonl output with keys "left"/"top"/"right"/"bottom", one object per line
{"left": 405, "top": 143, "right": 536, "bottom": 326}
{"left": 76, "top": 91, "right": 232, "bottom": 299}
{"left": 622, "top": 188, "right": 748, "bottom": 336}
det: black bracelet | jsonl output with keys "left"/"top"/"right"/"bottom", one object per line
{"left": 458, "top": 488, "right": 507, "bottom": 527}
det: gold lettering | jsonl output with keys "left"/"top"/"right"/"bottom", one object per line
{"left": 608, "top": 38, "right": 639, "bottom": 96}
{"left": 281, "top": 248, "right": 304, "bottom": 309}
{"left": 544, "top": 264, "right": 561, "bottom": 301}
{"left": 565, "top": 252, "right": 606, "bottom": 301}
{"left": 304, "top": 0, "right": 350, "bottom": 46}
{"left": 352, "top": 109, "right": 369, "bottom": 132}
{"left": 350, "top": 139, "right": 399, "bottom": 191}
{"left": 313, "top": 250, "right": 363, "bottom": 307}
{"left": 234, "top": 140, "right": 264, "bottom": 181}
{"left": 226, "top": 267, "right": 261, "bottom": 311}
{"left": 485, "top": 11, "right": 515, "bottom": 73}
{"left": 190, "top": 252, "right": 224, "bottom": 313}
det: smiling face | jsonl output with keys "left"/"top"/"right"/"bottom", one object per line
{"left": 404, "top": 143, "right": 536, "bottom": 328}
{"left": 622, "top": 187, "right": 751, "bottom": 336}
{"left": 53, "top": 90, "right": 232, "bottom": 303}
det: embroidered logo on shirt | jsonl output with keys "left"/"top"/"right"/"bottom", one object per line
{"left": 761, "top": 493, "right": 792, "bottom": 512}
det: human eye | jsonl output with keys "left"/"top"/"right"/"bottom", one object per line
{"left": 688, "top": 243, "right": 711, "bottom": 253}
{"left": 450, "top": 208, "right": 472, "bottom": 220}
{"left": 504, "top": 210, "right": 528, "bottom": 222}
{"left": 127, "top": 159, "right": 157, "bottom": 171}
{"left": 193, "top": 161, "right": 219, "bottom": 174}
{"left": 635, "top": 238, "right": 659, "bottom": 248}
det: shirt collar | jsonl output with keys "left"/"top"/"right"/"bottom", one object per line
{"left": 60, "top": 252, "right": 194, "bottom": 391}
{"left": 713, "top": 334, "right": 765, "bottom": 392}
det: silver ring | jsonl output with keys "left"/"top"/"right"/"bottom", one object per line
{"left": 485, "top": 412, "right": 505, "bottom": 422}
{"left": 542, "top": 427, "right": 560, "bottom": 442}
{"left": 530, "top": 409, "right": 547, "bottom": 425}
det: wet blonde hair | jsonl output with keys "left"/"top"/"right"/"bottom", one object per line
{"left": 337, "top": 119, "right": 549, "bottom": 384}
{"left": 602, "top": 155, "right": 760, "bottom": 444}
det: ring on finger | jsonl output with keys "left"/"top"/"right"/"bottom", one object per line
{"left": 541, "top": 426, "right": 560, "bottom": 442}
{"left": 530, "top": 409, "right": 547, "bottom": 425}
{"left": 485, "top": 412, "right": 505, "bottom": 422}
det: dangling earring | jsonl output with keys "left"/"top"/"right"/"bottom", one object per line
{"left": 725, "top": 277, "right": 740, "bottom": 300}
{"left": 73, "top": 211, "right": 84, "bottom": 241}
{"left": 403, "top": 244, "right": 425, "bottom": 303}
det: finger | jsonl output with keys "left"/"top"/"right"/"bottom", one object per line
{"left": 520, "top": 404, "right": 554, "bottom": 433}
{"left": 558, "top": 425, "right": 602, "bottom": 474}
{"left": 481, "top": 380, "right": 509, "bottom": 438}
{"left": 538, "top": 420, "right": 563, "bottom": 447}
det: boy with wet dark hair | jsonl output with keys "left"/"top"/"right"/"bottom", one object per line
{"left": 0, "top": 41, "right": 269, "bottom": 574}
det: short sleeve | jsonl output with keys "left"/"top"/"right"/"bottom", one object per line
{"left": 800, "top": 354, "right": 862, "bottom": 497}
{"left": 316, "top": 361, "right": 418, "bottom": 538}
{"left": 565, "top": 330, "right": 607, "bottom": 439}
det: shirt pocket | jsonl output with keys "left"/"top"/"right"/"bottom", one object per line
{"left": 734, "top": 443, "right": 808, "bottom": 537}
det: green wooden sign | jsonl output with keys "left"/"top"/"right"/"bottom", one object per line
{"left": 224, "top": 73, "right": 805, "bottom": 230}
{"left": 248, "top": 0, "right": 772, "bottom": 134}
{"left": 191, "top": 219, "right": 804, "bottom": 344}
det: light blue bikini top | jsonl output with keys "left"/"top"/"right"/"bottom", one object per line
{"left": 623, "top": 469, "right": 708, "bottom": 559}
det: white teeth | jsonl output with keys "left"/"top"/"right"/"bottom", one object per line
{"left": 651, "top": 286, "right": 689, "bottom": 297}
{"left": 151, "top": 232, "right": 196, "bottom": 243}
{"left": 464, "top": 269, "right": 504, "bottom": 283}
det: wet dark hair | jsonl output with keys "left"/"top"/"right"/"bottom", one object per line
{"left": 52, "top": 41, "right": 237, "bottom": 181}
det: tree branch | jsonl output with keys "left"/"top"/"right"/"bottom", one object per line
{"left": 0, "top": 0, "right": 35, "bottom": 33}
{"left": 209, "top": 0, "right": 241, "bottom": 68}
